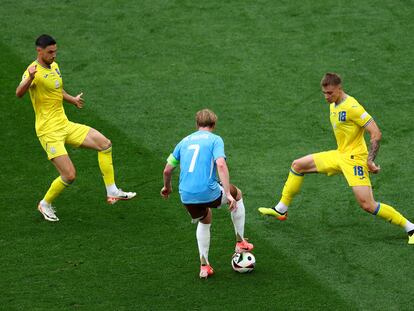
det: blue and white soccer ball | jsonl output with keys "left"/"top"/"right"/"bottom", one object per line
{"left": 231, "top": 252, "right": 255, "bottom": 273}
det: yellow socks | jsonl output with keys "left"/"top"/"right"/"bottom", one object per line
{"left": 280, "top": 168, "right": 304, "bottom": 206}
{"left": 373, "top": 202, "right": 408, "bottom": 228}
{"left": 98, "top": 146, "right": 115, "bottom": 187}
{"left": 43, "top": 176, "right": 70, "bottom": 204}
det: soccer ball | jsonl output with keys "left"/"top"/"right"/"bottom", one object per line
{"left": 231, "top": 252, "right": 255, "bottom": 273}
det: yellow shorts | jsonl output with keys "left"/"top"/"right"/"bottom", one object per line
{"left": 38, "top": 121, "right": 90, "bottom": 160}
{"left": 313, "top": 150, "right": 371, "bottom": 187}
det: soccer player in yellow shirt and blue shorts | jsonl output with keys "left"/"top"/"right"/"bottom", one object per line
{"left": 259, "top": 73, "right": 414, "bottom": 244}
{"left": 16, "top": 34, "right": 136, "bottom": 222}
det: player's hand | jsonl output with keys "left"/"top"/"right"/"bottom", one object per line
{"left": 226, "top": 193, "right": 237, "bottom": 211}
{"left": 73, "top": 92, "right": 84, "bottom": 109}
{"left": 160, "top": 186, "right": 172, "bottom": 199}
{"left": 368, "top": 160, "right": 381, "bottom": 174}
{"left": 28, "top": 65, "right": 37, "bottom": 79}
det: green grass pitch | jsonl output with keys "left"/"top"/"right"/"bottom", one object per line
{"left": 1, "top": 0, "right": 414, "bottom": 310}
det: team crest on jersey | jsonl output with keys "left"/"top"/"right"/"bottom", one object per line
{"left": 55, "top": 80, "right": 60, "bottom": 88}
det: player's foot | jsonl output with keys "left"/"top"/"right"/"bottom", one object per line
{"left": 199, "top": 265, "right": 214, "bottom": 279}
{"left": 107, "top": 189, "right": 137, "bottom": 205}
{"left": 258, "top": 207, "right": 287, "bottom": 221}
{"left": 408, "top": 230, "right": 414, "bottom": 245}
{"left": 37, "top": 201, "right": 59, "bottom": 222}
{"left": 235, "top": 239, "right": 254, "bottom": 253}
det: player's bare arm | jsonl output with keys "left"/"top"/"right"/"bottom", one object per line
{"left": 216, "top": 157, "right": 236, "bottom": 211}
{"left": 16, "top": 65, "right": 37, "bottom": 97}
{"left": 63, "top": 90, "right": 84, "bottom": 108}
{"left": 365, "top": 120, "right": 382, "bottom": 174}
{"left": 161, "top": 164, "right": 175, "bottom": 199}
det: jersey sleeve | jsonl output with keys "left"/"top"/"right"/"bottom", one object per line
{"left": 212, "top": 136, "right": 226, "bottom": 160}
{"left": 171, "top": 141, "right": 182, "bottom": 161}
{"left": 166, "top": 142, "right": 182, "bottom": 167}
{"left": 20, "top": 67, "right": 36, "bottom": 86}
{"left": 349, "top": 102, "right": 373, "bottom": 128}
{"left": 54, "top": 63, "right": 62, "bottom": 78}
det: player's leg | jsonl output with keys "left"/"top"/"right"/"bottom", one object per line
{"left": 279, "top": 154, "right": 317, "bottom": 207}
{"left": 342, "top": 154, "right": 414, "bottom": 244}
{"left": 184, "top": 202, "right": 214, "bottom": 277}
{"left": 79, "top": 127, "right": 136, "bottom": 204}
{"left": 259, "top": 154, "right": 317, "bottom": 219}
{"left": 352, "top": 186, "right": 414, "bottom": 243}
{"left": 198, "top": 208, "right": 212, "bottom": 266}
{"left": 192, "top": 206, "right": 214, "bottom": 278}
{"left": 225, "top": 184, "right": 254, "bottom": 252}
{"left": 39, "top": 155, "right": 76, "bottom": 221}
{"left": 230, "top": 185, "right": 244, "bottom": 242}
{"left": 37, "top": 135, "right": 74, "bottom": 222}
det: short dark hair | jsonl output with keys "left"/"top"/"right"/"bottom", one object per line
{"left": 321, "top": 72, "right": 342, "bottom": 87}
{"left": 35, "top": 34, "right": 56, "bottom": 48}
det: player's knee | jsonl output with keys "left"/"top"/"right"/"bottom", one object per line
{"left": 200, "top": 209, "right": 212, "bottom": 224}
{"left": 100, "top": 138, "right": 112, "bottom": 151}
{"left": 200, "top": 217, "right": 211, "bottom": 225}
{"left": 230, "top": 184, "right": 239, "bottom": 199}
{"left": 63, "top": 170, "right": 76, "bottom": 183}
{"left": 103, "top": 138, "right": 112, "bottom": 150}
{"left": 291, "top": 160, "right": 304, "bottom": 173}
{"left": 236, "top": 188, "right": 242, "bottom": 201}
{"left": 358, "top": 199, "right": 376, "bottom": 213}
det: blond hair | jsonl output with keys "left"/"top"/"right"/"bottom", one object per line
{"left": 196, "top": 109, "right": 217, "bottom": 128}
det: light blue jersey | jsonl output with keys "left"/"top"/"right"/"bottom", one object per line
{"left": 170, "top": 130, "right": 225, "bottom": 204}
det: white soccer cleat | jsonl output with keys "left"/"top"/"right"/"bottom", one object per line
{"left": 37, "top": 201, "right": 59, "bottom": 222}
{"left": 107, "top": 189, "right": 136, "bottom": 205}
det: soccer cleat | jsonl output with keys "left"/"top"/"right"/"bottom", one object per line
{"left": 235, "top": 239, "right": 254, "bottom": 253}
{"left": 107, "top": 189, "right": 137, "bottom": 205}
{"left": 37, "top": 202, "right": 59, "bottom": 222}
{"left": 408, "top": 231, "right": 414, "bottom": 245}
{"left": 258, "top": 207, "right": 287, "bottom": 221}
{"left": 199, "top": 265, "right": 214, "bottom": 279}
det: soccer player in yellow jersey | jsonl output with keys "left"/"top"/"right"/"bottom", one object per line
{"left": 16, "top": 34, "right": 136, "bottom": 222}
{"left": 259, "top": 73, "right": 414, "bottom": 244}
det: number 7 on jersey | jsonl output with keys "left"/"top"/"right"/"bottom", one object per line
{"left": 188, "top": 144, "right": 200, "bottom": 173}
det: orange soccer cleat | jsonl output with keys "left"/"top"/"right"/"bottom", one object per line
{"left": 235, "top": 239, "right": 254, "bottom": 253}
{"left": 199, "top": 265, "right": 214, "bottom": 279}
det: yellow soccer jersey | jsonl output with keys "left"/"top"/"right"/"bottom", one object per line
{"left": 21, "top": 60, "right": 68, "bottom": 136}
{"left": 329, "top": 95, "right": 373, "bottom": 155}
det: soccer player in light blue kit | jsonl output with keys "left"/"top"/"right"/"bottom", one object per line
{"left": 161, "top": 109, "right": 254, "bottom": 279}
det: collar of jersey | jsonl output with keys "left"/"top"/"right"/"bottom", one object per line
{"left": 334, "top": 95, "right": 349, "bottom": 108}
{"left": 35, "top": 60, "right": 53, "bottom": 70}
